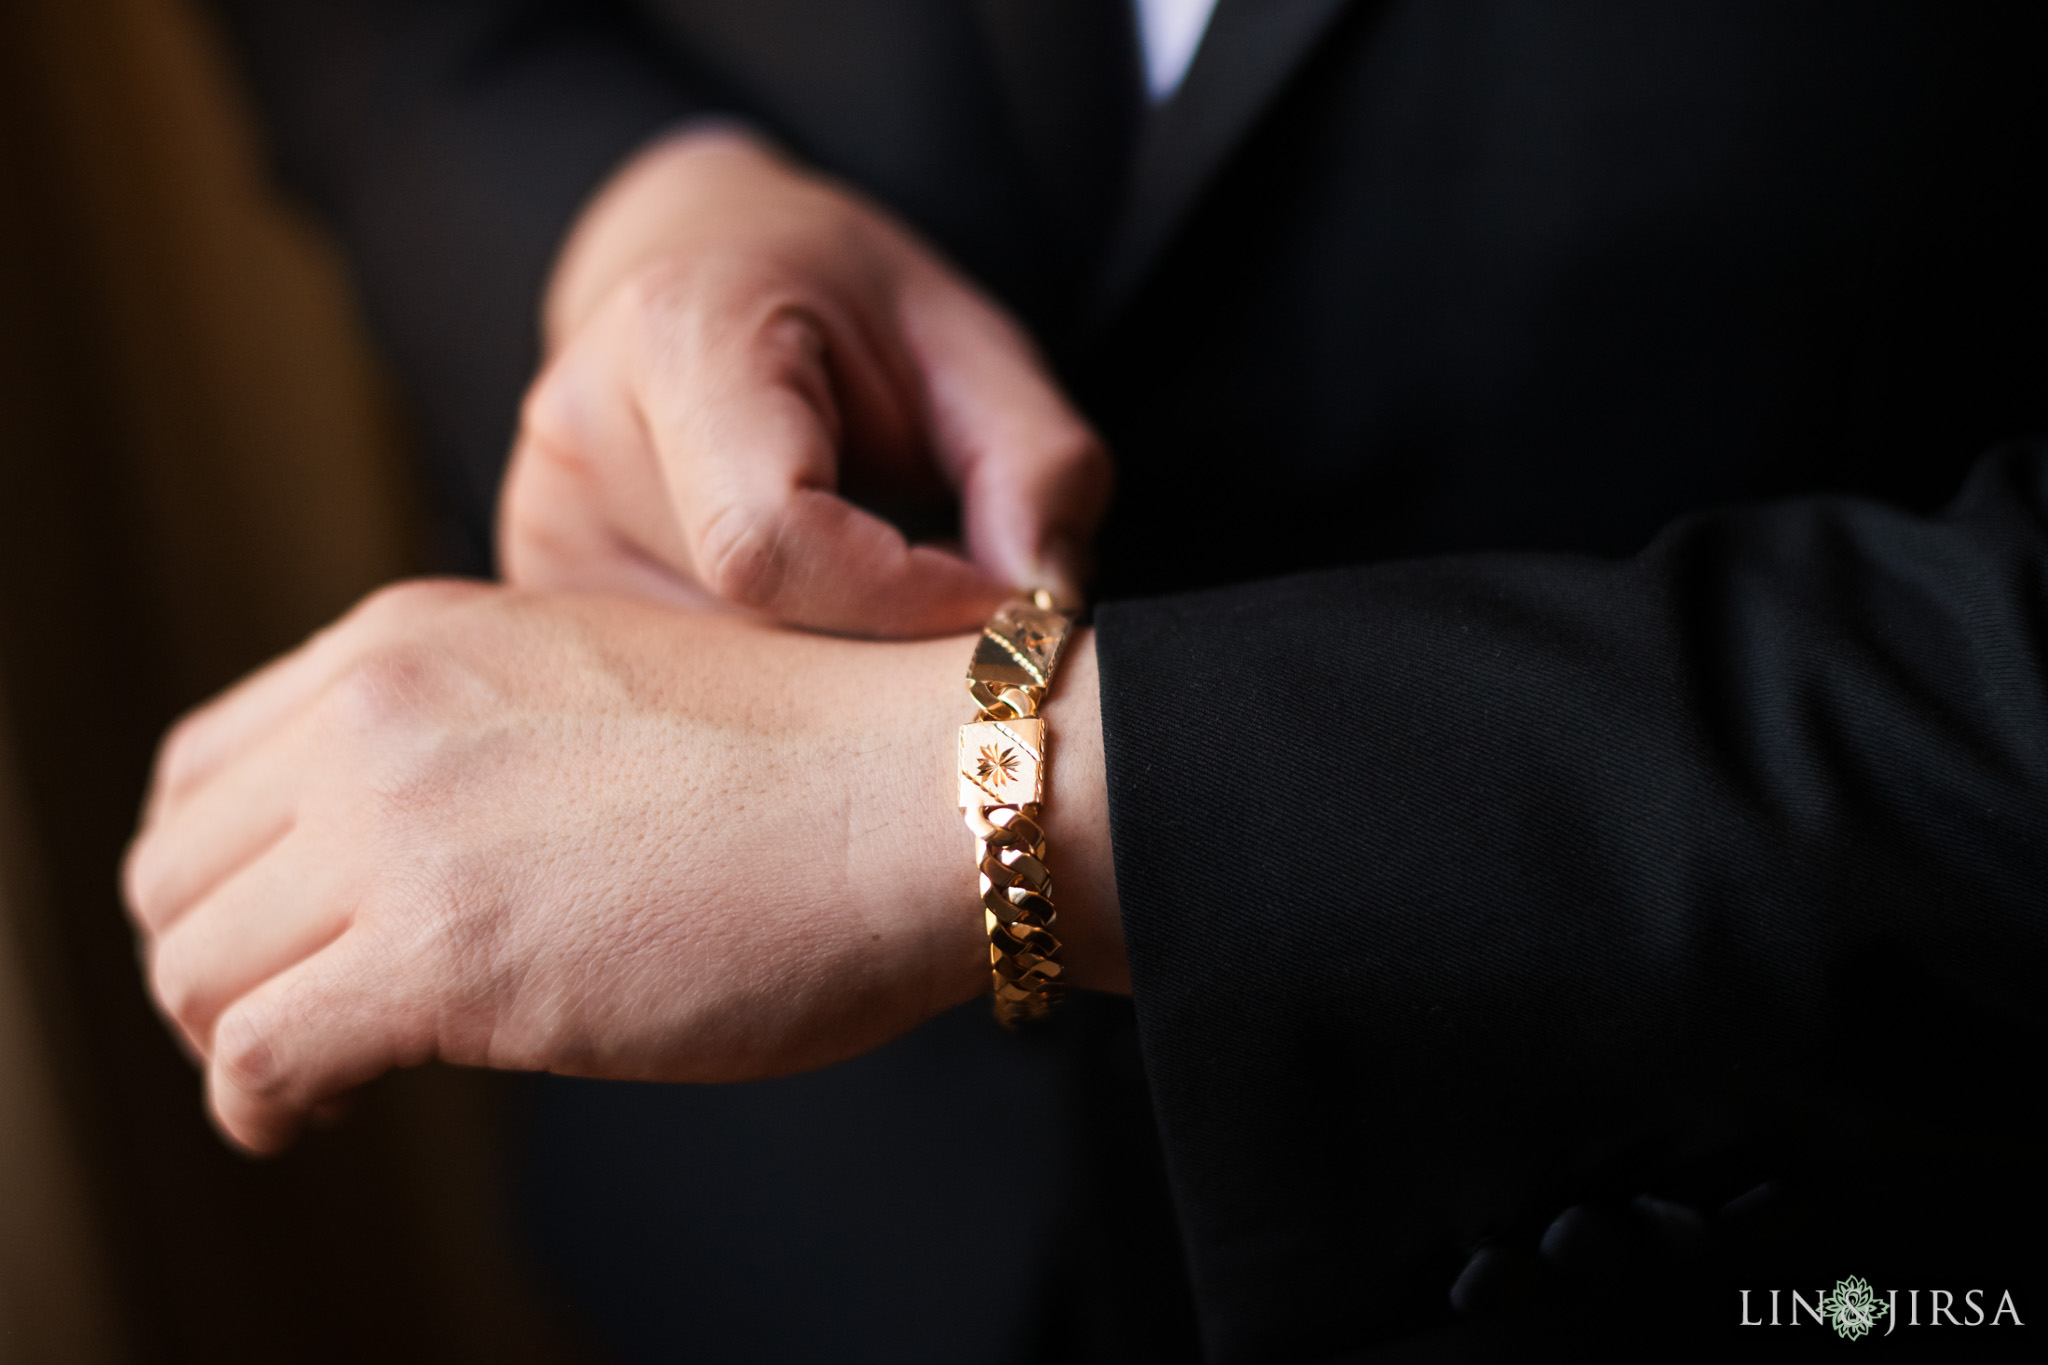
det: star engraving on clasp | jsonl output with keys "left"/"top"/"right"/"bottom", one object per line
{"left": 976, "top": 744, "right": 1021, "bottom": 785}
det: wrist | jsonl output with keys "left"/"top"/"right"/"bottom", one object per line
{"left": 871, "top": 627, "right": 1125, "bottom": 1016}
{"left": 859, "top": 634, "right": 990, "bottom": 1017}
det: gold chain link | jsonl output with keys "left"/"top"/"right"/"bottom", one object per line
{"left": 959, "top": 595, "right": 1073, "bottom": 1026}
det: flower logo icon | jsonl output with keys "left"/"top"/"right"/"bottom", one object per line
{"left": 1820, "top": 1276, "right": 1887, "bottom": 1341}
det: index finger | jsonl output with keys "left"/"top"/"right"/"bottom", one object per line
{"left": 630, "top": 261, "right": 1009, "bottom": 635}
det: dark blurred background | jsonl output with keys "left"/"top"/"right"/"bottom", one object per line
{"left": 0, "top": 0, "right": 598, "bottom": 1357}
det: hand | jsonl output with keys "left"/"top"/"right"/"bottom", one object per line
{"left": 122, "top": 581, "right": 1122, "bottom": 1154}
{"left": 501, "top": 126, "right": 1113, "bottom": 636}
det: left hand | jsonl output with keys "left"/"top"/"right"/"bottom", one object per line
{"left": 121, "top": 581, "right": 1120, "bottom": 1154}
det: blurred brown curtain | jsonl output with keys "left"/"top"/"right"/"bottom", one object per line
{"left": 0, "top": 1, "right": 589, "bottom": 1359}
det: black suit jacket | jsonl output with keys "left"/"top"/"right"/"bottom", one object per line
{"left": 214, "top": 2, "right": 2048, "bottom": 1358}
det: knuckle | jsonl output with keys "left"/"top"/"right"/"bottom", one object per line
{"left": 751, "top": 302, "right": 826, "bottom": 368}
{"left": 120, "top": 836, "right": 158, "bottom": 920}
{"left": 626, "top": 252, "right": 805, "bottom": 357}
{"left": 494, "top": 507, "right": 558, "bottom": 589}
{"left": 621, "top": 257, "right": 697, "bottom": 320}
{"left": 214, "top": 1005, "right": 282, "bottom": 1097}
{"left": 152, "top": 711, "right": 211, "bottom": 801}
{"left": 695, "top": 502, "right": 790, "bottom": 609}
{"left": 147, "top": 936, "right": 206, "bottom": 1034}
{"left": 516, "top": 341, "right": 640, "bottom": 480}
{"left": 495, "top": 465, "right": 568, "bottom": 588}
{"left": 362, "top": 573, "right": 485, "bottom": 622}
{"left": 516, "top": 359, "right": 586, "bottom": 461}
{"left": 621, "top": 257, "right": 722, "bottom": 350}
{"left": 323, "top": 644, "right": 449, "bottom": 738}
{"left": 347, "top": 578, "right": 482, "bottom": 636}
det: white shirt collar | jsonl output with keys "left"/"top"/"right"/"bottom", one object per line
{"left": 1132, "top": 0, "right": 1221, "bottom": 102}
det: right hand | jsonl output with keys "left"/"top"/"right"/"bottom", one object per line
{"left": 500, "top": 126, "right": 1113, "bottom": 636}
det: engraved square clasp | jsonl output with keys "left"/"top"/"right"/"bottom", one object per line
{"left": 958, "top": 718, "right": 1045, "bottom": 809}
{"left": 966, "top": 601, "right": 1071, "bottom": 690}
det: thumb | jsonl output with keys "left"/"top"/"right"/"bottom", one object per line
{"left": 901, "top": 277, "right": 1113, "bottom": 608}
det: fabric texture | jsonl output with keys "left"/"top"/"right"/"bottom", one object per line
{"left": 1099, "top": 448, "right": 2048, "bottom": 1356}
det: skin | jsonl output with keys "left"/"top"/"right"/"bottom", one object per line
{"left": 501, "top": 126, "right": 1113, "bottom": 632}
{"left": 124, "top": 585, "right": 1122, "bottom": 1155}
{"left": 124, "top": 128, "right": 1128, "bottom": 1155}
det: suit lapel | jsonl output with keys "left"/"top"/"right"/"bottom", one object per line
{"left": 1092, "top": 0, "right": 1359, "bottom": 325}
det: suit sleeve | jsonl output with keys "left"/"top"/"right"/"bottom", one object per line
{"left": 1096, "top": 444, "right": 2048, "bottom": 1359}
{"left": 208, "top": 0, "right": 712, "bottom": 563}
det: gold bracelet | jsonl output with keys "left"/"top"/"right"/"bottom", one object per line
{"left": 958, "top": 591, "right": 1075, "bottom": 1027}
